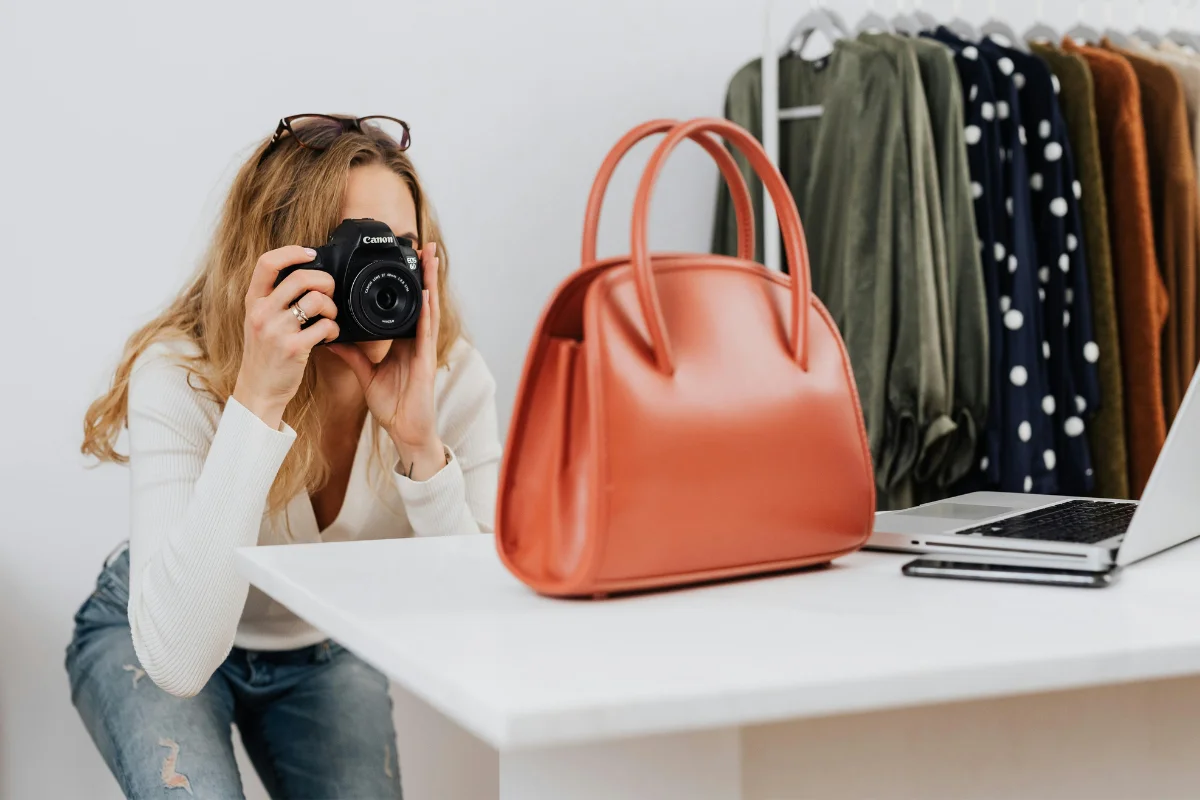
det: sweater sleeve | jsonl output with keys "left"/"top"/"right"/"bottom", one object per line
{"left": 393, "top": 342, "right": 502, "bottom": 536}
{"left": 126, "top": 342, "right": 295, "bottom": 698}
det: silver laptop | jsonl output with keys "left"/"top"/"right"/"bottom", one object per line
{"left": 869, "top": 368, "right": 1200, "bottom": 573}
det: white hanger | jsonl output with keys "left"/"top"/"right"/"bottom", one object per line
{"left": 1167, "top": 0, "right": 1200, "bottom": 50}
{"left": 856, "top": 0, "right": 894, "bottom": 35}
{"left": 946, "top": 0, "right": 980, "bottom": 39}
{"left": 763, "top": 0, "right": 849, "bottom": 272}
{"left": 782, "top": 0, "right": 849, "bottom": 54}
{"left": 981, "top": 0, "right": 1025, "bottom": 49}
{"left": 1134, "top": 0, "right": 1163, "bottom": 44}
{"left": 1102, "top": 0, "right": 1131, "bottom": 45}
{"left": 911, "top": 0, "right": 939, "bottom": 29}
{"left": 1023, "top": 0, "right": 1062, "bottom": 44}
{"left": 891, "top": 0, "right": 923, "bottom": 36}
{"left": 1066, "top": 0, "right": 1103, "bottom": 43}
{"left": 761, "top": 1, "right": 846, "bottom": 272}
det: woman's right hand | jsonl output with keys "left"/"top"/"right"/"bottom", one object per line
{"left": 231, "top": 246, "right": 340, "bottom": 429}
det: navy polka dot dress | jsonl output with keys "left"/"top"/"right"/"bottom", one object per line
{"left": 931, "top": 28, "right": 1057, "bottom": 494}
{"left": 984, "top": 40, "right": 1101, "bottom": 495}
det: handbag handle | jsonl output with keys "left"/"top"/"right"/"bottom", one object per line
{"left": 632, "top": 118, "right": 812, "bottom": 374}
{"left": 582, "top": 119, "right": 756, "bottom": 264}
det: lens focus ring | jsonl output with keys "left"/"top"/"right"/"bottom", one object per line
{"left": 348, "top": 261, "right": 420, "bottom": 337}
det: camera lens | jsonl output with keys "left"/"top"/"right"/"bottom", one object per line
{"left": 376, "top": 288, "right": 398, "bottom": 311}
{"left": 348, "top": 260, "right": 421, "bottom": 338}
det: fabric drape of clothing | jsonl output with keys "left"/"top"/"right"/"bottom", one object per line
{"left": 1031, "top": 42, "right": 1131, "bottom": 499}
{"left": 67, "top": 550, "right": 404, "bottom": 799}
{"left": 923, "top": 35, "right": 1006, "bottom": 491}
{"left": 858, "top": 32, "right": 956, "bottom": 508}
{"left": 988, "top": 40, "right": 1100, "bottom": 495}
{"left": 978, "top": 37, "right": 1059, "bottom": 493}
{"left": 934, "top": 29, "right": 1056, "bottom": 494}
{"left": 1106, "top": 40, "right": 1198, "bottom": 424}
{"left": 1136, "top": 39, "right": 1200, "bottom": 417}
{"left": 1155, "top": 40, "right": 1200, "bottom": 189}
{"left": 1154, "top": 40, "right": 1200, "bottom": 398}
{"left": 124, "top": 338, "right": 501, "bottom": 697}
{"left": 1064, "top": 40, "right": 1168, "bottom": 498}
{"left": 712, "top": 42, "right": 954, "bottom": 508}
{"left": 906, "top": 35, "right": 990, "bottom": 492}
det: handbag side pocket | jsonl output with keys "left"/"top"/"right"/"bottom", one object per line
{"left": 503, "top": 338, "right": 587, "bottom": 584}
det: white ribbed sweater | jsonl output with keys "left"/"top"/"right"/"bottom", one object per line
{"left": 125, "top": 338, "right": 501, "bottom": 697}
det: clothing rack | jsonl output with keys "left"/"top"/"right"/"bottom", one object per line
{"left": 722, "top": 0, "right": 1200, "bottom": 510}
{"left": 761, "top": 2, "right": 829, "bottom": 274}
{"left": 757, "top": 0, "right": 1200, "bottom": 275}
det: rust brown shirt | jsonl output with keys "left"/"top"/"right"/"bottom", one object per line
{"left": 1065, "top": 40, "right": 1169, "bottom": 498}
{"left": 1105, "top": 40, "right": 1198, "bottom": 425}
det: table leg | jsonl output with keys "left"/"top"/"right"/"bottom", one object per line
{"left": 393, "top": 683, "right": 742, "bottom": 800}
{"left": 391, "top": 685, "right": 498, "bottom": 800}
{"left": 499, "top": 727, "right": 742, "bottom": 800}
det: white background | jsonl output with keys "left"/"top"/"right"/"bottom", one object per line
{"left": 0, "top": 0, "right": 1178, "bottom": 796}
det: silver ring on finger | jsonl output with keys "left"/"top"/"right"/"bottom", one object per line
{"left": 291, "top": 303, "right": 310, "bottom": 327}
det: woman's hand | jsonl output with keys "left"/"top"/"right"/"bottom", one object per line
{"left": 329, "top": 243, "right": 446, "bottom": 480}
{"left": 232, "top": 246, "right": 340, "bottom": 429}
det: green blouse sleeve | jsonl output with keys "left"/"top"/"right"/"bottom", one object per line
{"left": 812, "top": 42, "right": 953, "bottom": 507}
{"left": 914, "top": 39, "right": 990, "bottom": 491}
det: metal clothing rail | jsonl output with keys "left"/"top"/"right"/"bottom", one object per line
{"left": 760, "top": 1, "right": 834, "bottom": 273}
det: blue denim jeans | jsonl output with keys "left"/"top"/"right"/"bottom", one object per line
{"left": 65, "top": 547, "right": 404, "bottom": 799}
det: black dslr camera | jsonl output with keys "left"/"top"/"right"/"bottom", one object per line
{"left": 277, "top": 218, "right": 423, "bottom": 342}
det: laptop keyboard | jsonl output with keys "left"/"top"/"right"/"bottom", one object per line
{"left": 955, "top": 500, "right": 1137, "bottom": 545}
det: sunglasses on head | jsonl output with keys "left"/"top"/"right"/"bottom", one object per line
{"left": 258, "top": 114, "right": 411, "bottom": 165}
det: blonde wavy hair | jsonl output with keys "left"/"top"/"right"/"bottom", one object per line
{"left": 81, "top": 117, "right": 462, "bottom": 514}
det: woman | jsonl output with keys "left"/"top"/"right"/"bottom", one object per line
{"left": 68, "top": 114, "right": 500, "bottom": 798}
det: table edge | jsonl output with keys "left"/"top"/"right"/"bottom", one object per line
{"left": 236, "top": 547, "right": 1200, "bottom": 750}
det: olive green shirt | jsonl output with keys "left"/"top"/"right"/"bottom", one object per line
{"left": 1029, "top": 42, "right": 1130, "bottom": 499}
{"left": 861, "top": 33, "right": 990, "bottom": 502}
{"left": 909, "top": 36, "right": 989, "bottom": 492}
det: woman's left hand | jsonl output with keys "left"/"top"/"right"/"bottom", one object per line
{"left": 329, "top": 243, "right": 446, "bottom": 480}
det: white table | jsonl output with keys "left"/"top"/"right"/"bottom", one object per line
{"left": 237, "top": 534, "right": 1200, "bottom": 799}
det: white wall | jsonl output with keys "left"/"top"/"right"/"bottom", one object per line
{"left": 0, "top": 0, "right": 1167, "bottom": 796}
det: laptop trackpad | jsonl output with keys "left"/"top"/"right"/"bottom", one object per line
{"left": 896, "top": 503, "right": 1022, "bottom": 521}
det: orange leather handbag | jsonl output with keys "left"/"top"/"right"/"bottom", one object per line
{"left": 496, "top": 118, "right": 875, "bottom": 597}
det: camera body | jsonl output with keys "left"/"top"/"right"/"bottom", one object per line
{"left": 277, "top": 218, "right": 424, "bottom": 343}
